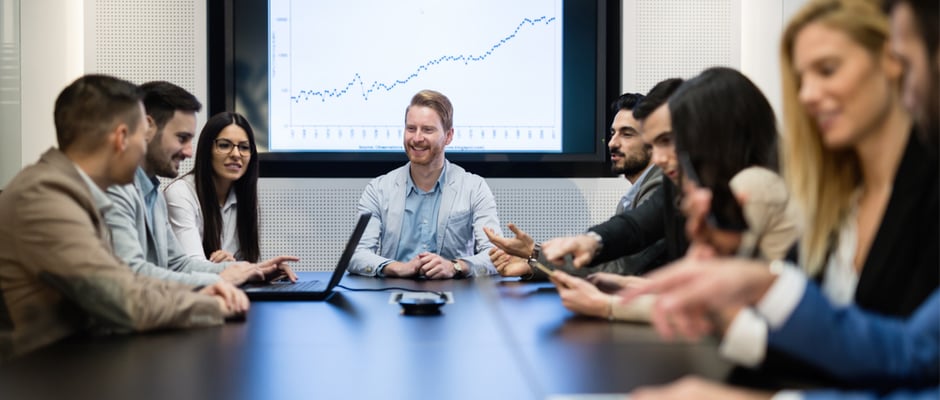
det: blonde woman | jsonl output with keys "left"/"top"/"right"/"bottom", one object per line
{"left": 780, "top": 0, "right": 937, "bottom": 317}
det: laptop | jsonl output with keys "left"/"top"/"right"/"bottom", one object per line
{"left": 242, "top": 212, "right": 371, "bottom": 300}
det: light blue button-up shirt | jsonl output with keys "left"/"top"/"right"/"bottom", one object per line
{"left": 395, "top": 166, "right": 445, "bottom": 262}
{"left": 136, "top": 167, "right": 160, "bottom": 229}
{"left": 618, "top": 164, "right": 656, "bottom": 212}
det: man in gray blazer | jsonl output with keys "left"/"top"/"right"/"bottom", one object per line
{"left": 104, "top": 81, "right": 297, "bottom": 287}
{"left": 349, "top": 90, "right": 501, "bottom": 279}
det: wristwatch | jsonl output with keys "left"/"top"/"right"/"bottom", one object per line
{"left": 452, "top": 259, "right": 466, "bottom": 278}
{"left": 522, "top": 243, "right": 542, "bottom": 280}
{"left": 528, "top": 242, "right": 542, "bottom": 262}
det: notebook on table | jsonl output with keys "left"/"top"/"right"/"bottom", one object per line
{"left": 242, "top": 212, "right": 371, "bottom": 300}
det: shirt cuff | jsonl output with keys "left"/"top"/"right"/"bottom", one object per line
{"left": 718, "top": 307, "right": 768, "bottom": 367}
{"left": 755, "top": 261, "right": 806, "bottom": 330}
{"left": 771, "top": 390, "right": 804, "bottom": 400}
{"left": 375, "top": 260, "right": 391, "bottom": 278}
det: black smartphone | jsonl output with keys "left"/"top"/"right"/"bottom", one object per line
{"left": 678, "top": 152, "right": 748, "bottom": 232}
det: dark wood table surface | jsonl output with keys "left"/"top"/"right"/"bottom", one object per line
{"left": 0, "top": 273, "right": 731, "bottom": 400}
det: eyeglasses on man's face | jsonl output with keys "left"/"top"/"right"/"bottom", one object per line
{"left": 214, "top": 138, "right": 251, "bottom": 155}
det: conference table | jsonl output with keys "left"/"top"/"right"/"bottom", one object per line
{"left": 0, "top": 273, "right": 733, "bottom": 400}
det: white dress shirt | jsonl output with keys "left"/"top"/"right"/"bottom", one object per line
{"left": 164, "top": 174, "right": 241, "bottom": 261}
{"left": 720, "top": 200, "right": 860, "bottom": 367}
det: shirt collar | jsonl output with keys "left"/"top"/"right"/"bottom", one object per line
{"left": 136, "top": 167, "right": 160, "bottom": 196}
{"left": 633, "top": 164, "right": 656, "bottom": 185}
{"left": 221, "top": 187, "right": 238, "bottom": 212}
{"left": 73, "top": 162, "right": 113, "bottom": 214}
{"left": 623, "top": 164, "right": 656, "bottom": 202}
{"left": 405, "top": 162, "right": 447, "bottom": 195}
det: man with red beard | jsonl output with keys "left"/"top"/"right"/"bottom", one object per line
{"left": 349, "top": 90, "right": 502, "bottom": 279}
{"left": 105, "top": 81, "right": 298, "bottom": 287}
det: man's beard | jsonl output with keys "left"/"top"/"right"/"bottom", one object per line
{"left": 145, "top": 147, "right": 179, "bottom": 178}
{"left": 611, "top": 153, "right": 651, "bottom": 177}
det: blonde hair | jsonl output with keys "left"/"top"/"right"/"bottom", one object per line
{"left": 406, "top": 89, "right": 454, "bottom": 131}
{"left": 779, "top": 0, "right": 889, "bottom": 275}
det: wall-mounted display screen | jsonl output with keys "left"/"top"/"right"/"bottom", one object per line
{"left": 209, "top": 0, "right": 620, "bottom": 177}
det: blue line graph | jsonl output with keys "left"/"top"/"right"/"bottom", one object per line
{"left": 268, "top": 0, "right": 563, "bottom": 152}
{"left": 290, "top": 16, "right": 556, "bottom": 103}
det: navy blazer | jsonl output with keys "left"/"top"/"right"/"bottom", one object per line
{"left": 770, "top": 285, "right": 938, "bottom": 389}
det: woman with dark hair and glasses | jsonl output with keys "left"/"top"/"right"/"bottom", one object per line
{"left": 165, "top": 112, "right": 261, "bottom": 263}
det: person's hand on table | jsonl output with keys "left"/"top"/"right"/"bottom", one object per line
{"left": 489, "top": 248, "right": 531, "bottom": 277}
{"left": 209, "top": 249, "right": 236, "bottom": 263}
{"left": 382, "top": 256, "right": 422, "bottom": 278}
{"left": 199, "top": 281, "right": 250, "bottom": 318}
{"left": 219, "top": 262, "right": 265, "bottom": 286}
{"left": 418, "top": 252, "right": 461, "bottom": 279}
{"left": 550, "top": 270, "right": 612, "bottom": 319}
{"left": 256, "top": 255, "right": 300, "bottom": 283}
{"left": 620, "top": 256, "right": 775, "bottom": 341}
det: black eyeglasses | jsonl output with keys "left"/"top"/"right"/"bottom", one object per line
{"left": 214, "top": 139, "right": 251, "bottom": 155}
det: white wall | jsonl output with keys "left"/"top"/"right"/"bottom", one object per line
{"left": 19, "top": 0, "right": 84, "bottom": 170}
{"left": 0, "top": 0, "right": 21, "bottom": 188}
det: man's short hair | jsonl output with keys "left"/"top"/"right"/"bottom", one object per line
{"left": 406, "top": 90, "right": 454, "bottom": 131}
{"left": 632, "top": 78, "right": 684, "bottom": 121}
{"left": 139, "top": 81, "right": 203, "bottom": 130}
{"left": 54, "top": 74, "right": 143, "bottom": 152}
{"left": 610, "top": 93, "right": 645, "bottom": 114}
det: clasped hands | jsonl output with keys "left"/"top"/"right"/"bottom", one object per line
{"left": 383, "top": 252, "right": 462, "bottom": 279}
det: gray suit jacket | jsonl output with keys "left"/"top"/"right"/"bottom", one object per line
{"left": 349, "top": 160, "right": 502, "bottom": 277}
{"left": 105, "top": 168, "right": 227, "bottom": 285}
{"left": 0, "top": 149, "right": 223, "bottom": 361}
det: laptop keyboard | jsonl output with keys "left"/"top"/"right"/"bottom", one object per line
{"left": 262, "top": 280, "right": 325, "bottom": 292}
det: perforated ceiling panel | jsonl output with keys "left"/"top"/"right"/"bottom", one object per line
{"left": 624, "top": 0, "right": 741, "bottom": 93}
{"left": 259, "top": 178, "right": 631, "bottom": 272}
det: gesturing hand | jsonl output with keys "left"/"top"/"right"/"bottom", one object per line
{"left": 483, "top": 223, "right": 535, "bottom": 259}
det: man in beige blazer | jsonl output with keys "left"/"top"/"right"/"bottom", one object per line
{"left": 0, "top": 75, "right": 248, "bottom": 361}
